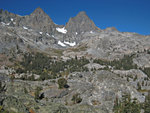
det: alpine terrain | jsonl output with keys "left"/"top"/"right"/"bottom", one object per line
{"left": 0, "top": 7, "right": 150, "bottom": 113}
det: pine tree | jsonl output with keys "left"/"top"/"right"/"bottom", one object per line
{"left": 113, "top": 93, "right": 141, "bottom": 113}
{"left": 144, "top": 91, "right": 150, "bottom": 113}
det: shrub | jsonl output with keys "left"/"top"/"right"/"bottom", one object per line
{"left": 137, "top": 82, "right": 141, "bottom": 90}
{"left": 16, "top": 68, "right": 25, "bottom": 74}
{"left": 34, "top": 86, "right": 42, "bottom": 100}
{"left": 24, "top": 87, "right": 28, "bottom": 94}
{"left": 113, "top": 94, "right": 141, "bottom": 113}
{"left": 57, "top": 78, "right": 67, "bottom": 89}
{"left": 72, "top": 93, "right": 82, "bottom": 104}
{"left": 142, "top": 68, "right": 150, "bottom": 78}
{"left": 144, "top": 91, "right": 150, "bottom": 113}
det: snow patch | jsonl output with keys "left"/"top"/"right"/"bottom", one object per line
{"left": 64, "top": 41, "right": 76, "bottom": 46}
{"left": 23, "top": 26, "right": 28, "bottom": 30}
{"left": 90, "top": 31, "right": 93, "bottom": 34}
{"left": 75, "top": 32, "right": 78, "bottom": 35}
{"left": 39, "top": 32, "right": 43, "bottom": 34}
{"left": 1, "top": 22, "right": 10, "bottom": 26}
{"left": 6, "top": 23, "right": 10, "bottom": 25}
{"left": 58, "top": 41, "right": 66, "bottom": 47}
{"left": 11, "top": 18, "right": 13, "bottom": 21}
{"left": 46, "top": 33, "right": 50, "bottom": 36}
{"left": 13, "top": 22, "right": 16, "bottom": 24}
{"left": 1, "top": 22, "right": 6, "bottom": 26}
{"left": 56, "top": 27, "right": 67, "bottom": 34}
{"left": 52, "top": 35, "right": 54, "bottom": 38}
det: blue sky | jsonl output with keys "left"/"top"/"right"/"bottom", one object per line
{"left": 0, "top": 0, "right": 150, "bottom": 35}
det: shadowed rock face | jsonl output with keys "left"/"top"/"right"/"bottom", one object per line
{"left": 0, "top": 9, "right": 17, "bottom": 24}
{"left": 21, "top": 7, "right": 56, "bottom": 34}
{"left": 65, "top": 11, "right": 100, "bottom": 34}
{"left": 0, "top": 8, "right": 99, "bottom": 36}
{"left": 0, "top": 7, "right": 56, "bottom": 34}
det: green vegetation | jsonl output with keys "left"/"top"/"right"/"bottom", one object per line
{"left": 34, "top": 86, "right": 42, "bottom": 100}
{"left": 51, "top": 48, "right": 63, "bottom": 56}
{"left": 57, "top": 78, "right": 68, "bottom": 89}
{"left": 0, "top": 105, "right": 17, "bottom": 113}
{"left": 0, "top": 81, "right": 5, "bottom": 93}
{"left": 71, "top": 93, "right": 82, "bottom": 104}
{"left": 113, "top": 92, "right": 150, "bottom": 113}
{"left": 113, "top": 93, "right": 141, "bottom": 113}
{"left": 144, "top": 91, "right": 150, "bottom": 113}
{"left": 142, "top": 67, "right": 150, "bottom": 78}
{"left": 137, "top": 82, "right": 141, "bottom": 90}
{"left": 70, "top": 45, "right": 87, "bottom": 52}
{"left": 16, "top": 52, "right": 89, "bottom": 80}
{"left": 94, "top": 54, "right": 137, "bottom": 70}
{"left": 24, "top": 87, "right": 28, "bottom": 94}
{"left": 133, "top": 75, "right": 138, "bottom": 81}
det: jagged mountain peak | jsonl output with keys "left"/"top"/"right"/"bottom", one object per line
{"left": 29, "top": 7, "right": 53, "bottom": 22}
{"left": 76, "top": 11, "right": 87, "bottom": 17}
{"left": 30, "top": 7, "right": 52, "bottom": 21}
{"left": 31, "top": 7, "right": 46, "bottom": 16}
{"left": 73, "top": 11, "right": 92, "bottom": 23}
{"left": 65, "top": 11, "right": 100, "bottom": 34}
{"left": 72, "top": 11, "right": 92, "bottom": 22}
{"left": 34, "top": 7, "right": 43, "bottom": 11}
{"left": 104, "top": 27, "right": 118, "bottom": 32}
{"left": 22, "top": 7, "right": 56, "bottom": 33}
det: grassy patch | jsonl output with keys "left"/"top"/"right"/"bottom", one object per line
{"left": 137, "top": 89, "right": 149, "bottom": 93}
{"left": 51, "top": 49, "right": 63, "bottom": 56}
{"left": 70, "top": 45, "right": 87, "bottom": 52}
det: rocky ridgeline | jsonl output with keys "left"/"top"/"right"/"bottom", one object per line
{"left": 0, "top": 7, "right": 150, "bottom": 60}
{"left": 0, "top": 8, "right": 56, "bottom": 34}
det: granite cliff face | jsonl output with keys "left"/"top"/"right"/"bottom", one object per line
{"left": 0, "top": 7, "right": 57, "bottom": 34}
{"left": 0, "top": 7, "right": 150, "bottom": 113}
{"left": 20, "top": 7, "right": 56, "bottom": 34}
{"left": 65, "top": 11, "right": 100, "bottom": 34}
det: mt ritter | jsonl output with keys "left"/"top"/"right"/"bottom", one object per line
{"left": 0, "top": 7, "right": 150, "bottom": 113}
